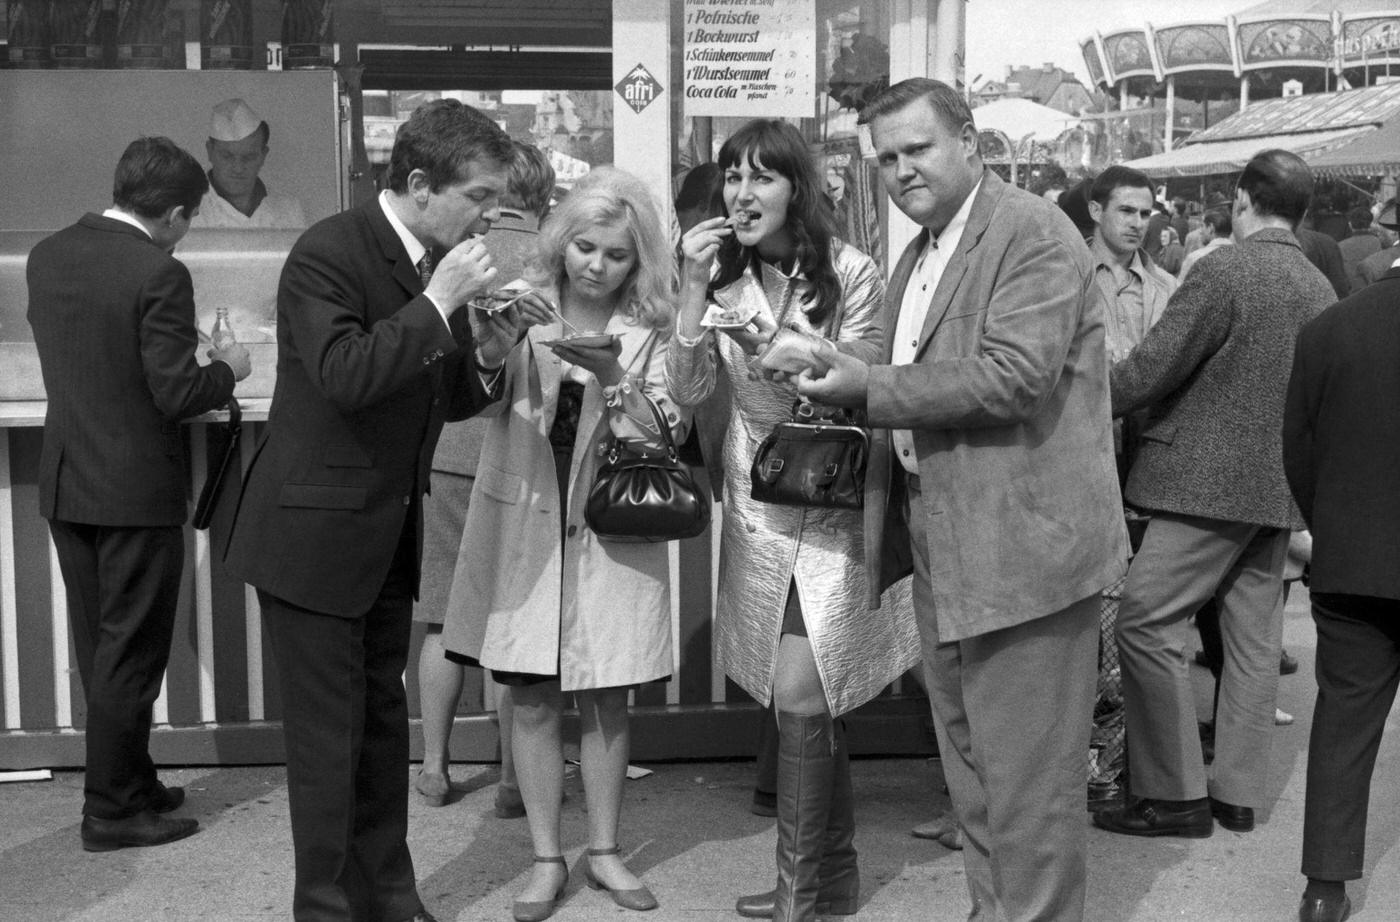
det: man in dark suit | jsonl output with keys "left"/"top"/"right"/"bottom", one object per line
{"left": 222, "top": 101, "right": 548, "bottom": 922}
{"left": 800, "top": 77, "right": 1128, "bottom": 922}
{"left": 26, "top": 136, "right": 251, "bottom": 851}
{"left": 1094, "top": 150, "right": 1335, "bottom": 843}
{"left": 1284, "top": 252, "right": 1400, "bottom": 922}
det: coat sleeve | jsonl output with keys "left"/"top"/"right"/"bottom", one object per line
{"left": 1109, "top": 252, "right": 1234, "bottom": 417}
{"left": 607, "top": 332, "right": 692, "bottom": 452}
{"left": 139, "top": 259, "right": 236, "bottom": 420}
{"left": 1281, "top": 320, "right": 1320, "bottom": 526}
{"left": 278, "top": 232, "right": 462, "bottom": 412}
{"left": 866, "top": 233, "right": 1086, "bottom": 430}
{"left": 831, "top": 247, "right": 885, "bottom": 364}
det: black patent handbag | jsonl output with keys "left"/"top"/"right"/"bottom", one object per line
{"left": 583, "top": 335, "right": 709, "bottom": 543}
{"left": 584, "top": 392, "right": 710, "bottom": 543}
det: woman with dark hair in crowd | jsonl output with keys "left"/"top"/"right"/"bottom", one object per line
{"left": 667, "top": 119, "right": 919, "bottom": 922}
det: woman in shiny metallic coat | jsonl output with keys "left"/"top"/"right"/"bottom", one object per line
{"left": 666, "top": 119, "right": 920, "bottom": 922}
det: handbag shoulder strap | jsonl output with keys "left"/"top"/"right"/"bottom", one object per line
{"left": 612, "top": 328, "right": 681, "bottom": 458}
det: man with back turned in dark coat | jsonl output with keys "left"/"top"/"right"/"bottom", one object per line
{"left": 1284, "top": 244, "right": 1400, "bottom": 922}
{"left": 26, "top": 136, "right": 252, "bottom": 852}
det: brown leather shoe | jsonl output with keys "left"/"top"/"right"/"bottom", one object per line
{"left": 1092, "top": 797, "right": 1213, "bottom": 838}
{"left": 81, "top": 811, "right": 198, "bottom": 852}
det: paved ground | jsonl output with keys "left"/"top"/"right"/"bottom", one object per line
{"left": 3, "top": 588, "right": 1399, "bottom": 921}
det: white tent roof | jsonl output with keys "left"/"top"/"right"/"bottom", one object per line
{"left": 972, "top": 98, "right": 1078, "bottom": 143}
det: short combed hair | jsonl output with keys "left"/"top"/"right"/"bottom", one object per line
{"left": 711, "top": 119, "right": 843, "bottom": 326}
{"left": 112, "top": 136, "right": 209, "bottom": 219}
{"left": 503, "top": 141, "right": 556, "bottom": 218}
{"left": 527, "top": 166, "right": 674, "bottom": 331}
{"left": 1237, "top": 149, "right": 1314, "bottom": 226}
{"left": 857, "top": 77, "right": 977, "bottom": 145}
{"left": 387, "top": 99, "right": 513, "bottom": 194}
{"left": 1347, "top": 205, "right": 1373, "bottom": 230}
{"left": 1203, "top": 207, "right": 1232, "bottom": 237}
{"left": 1090, "top": 165, "right": 1155, "bottom": 208}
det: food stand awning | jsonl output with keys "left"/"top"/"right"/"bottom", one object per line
{"left": 1122, "top": 126, "right": 1375, "bottom": 177}
{"left": 972, "top": 97, "right": 1077, "bottom": 143}
{"left": 1306, "top": 117, "right": 1400, "bottom": 178}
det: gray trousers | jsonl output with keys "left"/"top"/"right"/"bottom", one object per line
{"left": 1115, "top": 511, "right": 1287, "bottom": 806}
{"left": 908, "top": 485, "right": 1100, "bottom": 922}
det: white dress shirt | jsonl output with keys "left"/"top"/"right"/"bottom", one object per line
{"left": 890, "top": 179, "right": 981, "bottom": 474}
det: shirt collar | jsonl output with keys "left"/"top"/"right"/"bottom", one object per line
{"left": 1089, "top": 235, "right": 1143, "bottom": 279}
{"left": 207, "top": 170, "right": 268, "bottom": 216}
{"left": 101, "top": 207, "right": 153, "bottom": 239}
{"left": 379, "top": 190, "right": 427, "bottom": 266}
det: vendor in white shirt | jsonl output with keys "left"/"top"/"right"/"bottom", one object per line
{"left": 193, "top": 98, "right": 307, "bottom": 229}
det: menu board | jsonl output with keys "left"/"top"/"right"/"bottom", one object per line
{"left": 682, "top": 0, "right": 815, "bottom": 118}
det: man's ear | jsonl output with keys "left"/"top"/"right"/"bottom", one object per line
{"left": 1088, "top": 200, "right": 1103, "bottom": 225}
{"left": 163, "top": 204, "right": 187, "bottom": 226}
{"left": 407, "top": 169, "right": 432, "bottom": 203}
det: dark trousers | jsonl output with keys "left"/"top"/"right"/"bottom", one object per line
{"left": 1302, "top": 592, "right": 1400, "bottom": 881}
{"left": 48, "top": 520, "right": 183, "bottom": 820}
{"left": 259, "top": 522, "right": 423, "bottom": 922}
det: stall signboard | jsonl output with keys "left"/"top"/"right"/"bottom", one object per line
{"left": 682, "top": 0, "right": 814, "bottom": 118}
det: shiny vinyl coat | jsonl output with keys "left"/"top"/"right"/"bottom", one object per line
{"left": 666, "top": 244, "right": 920, "bottom": 716}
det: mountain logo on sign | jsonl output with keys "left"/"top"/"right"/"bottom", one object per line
{"left": 616, "top": 63, "right": 663, "bottom": 114}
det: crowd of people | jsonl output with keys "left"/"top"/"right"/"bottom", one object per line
{"left": 23, "top": 77, "right": 1400, "bottom": 922}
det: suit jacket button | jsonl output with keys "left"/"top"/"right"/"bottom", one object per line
{"left": 567, "top": 525, "right": 578, "bottom": 537}
{"left": 403, "top": 496, "right": 410, "bottom": 505}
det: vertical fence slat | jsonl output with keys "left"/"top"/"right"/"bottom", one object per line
{"left": 0, "top": 433, "right": 19, "bottom": 729}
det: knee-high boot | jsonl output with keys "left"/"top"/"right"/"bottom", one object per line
{"left": 736, "top": 711, "right": 835, "bottom": 922}
{"left": 816, "top": 717, "right": 858, "bottom": 913}
{"left": 736, "top": 716, "right": 859, "bottom": 918}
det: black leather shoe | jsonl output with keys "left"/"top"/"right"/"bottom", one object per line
{"left": 146, "top": 781, "right": 185, "bottom": 814}
{"left": 1209, "top": 797, "right": 1254, "bottom": 832}
{"left": 1298, "top": 893, "right": 1350, "bottom": 922}
{"left": 81, "top": 811, "right": 198, "bottom": 852}
{"left": 1092, "top": 798, "right": 1213, "bottom": 838}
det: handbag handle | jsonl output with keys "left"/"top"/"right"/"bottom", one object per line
{"left": 606, "top": 329, "right": 681, "bottom": 463}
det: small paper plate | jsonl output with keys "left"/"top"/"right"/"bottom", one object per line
{"left": 700, "top": 298, "right": 760, "bottom": 330}
{"left": 542, "top": 333, "right": 620, "bottom": 349}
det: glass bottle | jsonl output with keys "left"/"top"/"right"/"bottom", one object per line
{"left": 211, "top": 305, "right": 237, "bottom": 350}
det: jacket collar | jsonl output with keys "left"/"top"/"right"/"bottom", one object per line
{"left": 908, "top": 169, "right": 1004, "bottom": 357}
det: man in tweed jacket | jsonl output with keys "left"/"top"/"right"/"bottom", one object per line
{"left": 1093, "top": 150, "right": 1336, "bottom": 841}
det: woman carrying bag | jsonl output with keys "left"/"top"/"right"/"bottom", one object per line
{"left": 441, "top": 167, "right": 687, "bottom": 922}
{"left": 666, "top": 119, "right": 920, "bottom": 922}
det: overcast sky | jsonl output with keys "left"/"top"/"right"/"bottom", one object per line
{"left": 965, "top": 0, "right": 1262, "bottom": 87}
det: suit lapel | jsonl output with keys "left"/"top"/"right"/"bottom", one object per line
{"left": 913, "top": 172, "right": 1001, "bottom": 361}
{"left": 365, "top": 198, "right": 425, "bottom": 298}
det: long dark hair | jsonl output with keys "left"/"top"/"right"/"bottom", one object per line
{"left": 711, "top": 120, "right": 842, "bottom": 327}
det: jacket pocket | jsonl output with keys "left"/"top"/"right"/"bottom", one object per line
{"left": 477, "top": 465, "right": 523, "bottom": 504}
{"left": 279, "top": 482, "right": 368, "bottom": 510}
{"left": 325, "top": 445, "right": 373, "bottom": 468}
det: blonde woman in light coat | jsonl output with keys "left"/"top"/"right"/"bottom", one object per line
{"left": 666, "top": 120, "right": 920, "bottom": 922}
{"left": 442, "top": 167, "right": 686, "bottom": 922}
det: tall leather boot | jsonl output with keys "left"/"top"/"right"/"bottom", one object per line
{"left": 736, "top": 711, "right": 835, "bottom": 922}
{"left": 736, "top": 717, "right": 858, "bottom": 918}
{"left": 816, "top": 717, "right": 858, "bottom": 913}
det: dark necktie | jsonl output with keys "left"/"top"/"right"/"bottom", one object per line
{"left": 418, "top": 250, "right": 434, "bottom": 288}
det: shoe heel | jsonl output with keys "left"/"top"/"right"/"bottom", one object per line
{"left": 819, "top": 897, "right": 859, "bottom": 915}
